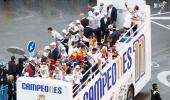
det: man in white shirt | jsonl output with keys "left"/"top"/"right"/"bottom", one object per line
{"left": 48, "top": 27, "right": 63, "bottom": 42}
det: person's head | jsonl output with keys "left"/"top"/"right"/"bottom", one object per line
{"left": 50, "top": 42, "right": 56, "bottom": 49}
{"left": 75, "top": 65, "right": 81, "bottom": 71}
{"left": 94, "top": 10, "right": 99, "bottom": 16}
{"left": 44, "top": 46, "right": 51, "bottom": 52}
{"left": 56, "top": 60, "right": 61, "bottom": 66}
{"left": 18, "top": 58, "right": 24, "bottom": 64}
{"left": 100, "top": 2, "right": 104, "bottom": 7}
{"left": 118, "top": 28, "right": 126, "bottom": 34}
{"left": 80, "top": 13, "right": 85, "bottom": 20}
{"left": 67, "top": 31, "right": 73, "bottom": 38}
{"left": 134, "top": 5, "right": 139, "bottom": 11}
{"left": 29, "top": 57, "right": 36, "bottom": 64}
{"left": 48, "top": 27, "right": 53, "bottom": 32}
{"left": 108, "top": 4, "right": 113, "bottom": 8}
{"left": 152, "top": 83, "right": 158, "bottom": 90}
{"left": 66, "top": 68, "right": 72, "bottom": 74}
{"left": 75, "top": 20, "right": 81, "bottom": 26}
{"left": 11, "top": 56, "right": 15, "bottom": 61}
{"left": 61, "top": 29, "right": 67, "bottom": 36}
{"left": 108, "top": 24, "right": 113, "bottom": 31}
{"left": 7, "top": 75, "right": 14, "bottom": 82}
{"left": 107, "top": 35, "right": 113, "bottom": 43}
{"left": 97, "top": 42, "right": 103, "bottom": 49}
{"left": 92, "top": 48, "right": 97, "bottom": 54}
{"left": 104, "top": 12, "right": 108, "bottom": 18}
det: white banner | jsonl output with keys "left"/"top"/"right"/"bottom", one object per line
{"left": 17, "top": 77, "right": 72, "bottom": 100}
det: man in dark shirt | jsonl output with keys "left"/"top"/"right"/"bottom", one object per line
{"left": 8, "top": 56, "right": 17, "bottom": 81}
{"left": 100, "top": 12, "right": 111, "bottom": 40}
{"left": 107, "top": 28, "right": 126, "bottom": 47}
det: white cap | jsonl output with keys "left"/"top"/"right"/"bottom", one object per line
{"left": 94, "top": 9, "right": 99, "bottom": 13}
{"left": 44, "top": 46, "right": 51, "bottom": 50}
{"left": 50, "top": 42, "right": 56, "bottom": 46}
{"left": 88, "top": 11, "right": 94, "bottom": 17}
{"left": 108, "top": 24, "right": 113, "bottom": 29}
{"left": 29, "top": 57, "right": 35, "bottom": 61}
{"left": 69, "top": 23, "right": 74, "bottom": 28}
{"left": 75, "top": 20, "right": 80, "bottom": 24}
{"left": 75, "top": 65, "right": 80, "bottom": 68}
{"left": 102, "top": 46, "right": 107, "bottom": 51}
{"left": 62, "top": 29, "right": 67, "bottom": 35}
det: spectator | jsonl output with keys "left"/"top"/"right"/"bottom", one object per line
{"left": 107, "top": 28, "right": 126, "bottom": 47}
{"left": 107, "top": 4, "right": 117, "bottom": 25}
{"left": 73, "top": 65, "right": 82, "bottom": 85}
{"left": 48, "top": 27, "right": 63, "bottom": 42}
{"left": 8, "top": 56, "right": 17, "bottom": 81}
{"left": 7, "top": 75, "right": 16, "bottom": 100}
{"left": 80, "top": 13, "right": 89, "bottom": 28}
{"left": 100, "top": 12, "right": 111, "bottom": 41}
{"left": 123, "top": 10, "right": 133, "bottom": 36}
{"left": 28, "top": 57, "right": 36, "bottom": 76}
{"left": 16, "top": 55, "right": 28, "bottom": 77}
{"left": 65, "top": 68, "right": 74, "bottom": 84}
{"left": 48, "top": 42, "right": 60, "bottom": 61}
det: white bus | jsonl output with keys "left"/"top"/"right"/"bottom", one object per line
{"left": 17, "top": 1, "right": 151, "bottom": 100}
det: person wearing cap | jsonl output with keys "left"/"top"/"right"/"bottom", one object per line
{"left": 73, "top": 65, "right": 82, "bottom": 85}
{"left": 43, "top": 46, "right": 51, "bottom": 57}
{"left": 151, "top": 83, "right": 162, "bottom": 100}
{"left": 48, "top": 42, "right": 60, "bottom": 61}
{"left": 75, "top": 20, "right": 84, "bottom": 32}
{"left": 48, "top": 27, "right": 63, "bottom": 42}
{"left": 100, "top": 12, "right": 111, "bottom": 42}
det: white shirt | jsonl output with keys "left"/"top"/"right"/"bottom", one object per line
{"left": 94, "top": 14, "right": 101, "bottom": 29}
{"left": 123, "top": 12, "right": 133, "bottom": 28}
{"left": 87, "top": 52, "right": 99, "bottom": 65}
{"left": 51, "top": 30, "right": 63, "bottom": 41}
{"left": 72, "top": 70, "right": 82, "bottom": 84}
{"left": 65, "top": 74, "right": 74, "bottom": 83}
{"left": 68, "top": 46, "right": 78, "bottom": 56}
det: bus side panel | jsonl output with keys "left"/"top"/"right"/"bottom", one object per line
{"left": 133, "top": 5, "right": 151, "bottom": 96}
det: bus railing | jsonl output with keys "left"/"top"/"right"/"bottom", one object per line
{"left": 73, "top": 22, "right": 145, "bottom": 97}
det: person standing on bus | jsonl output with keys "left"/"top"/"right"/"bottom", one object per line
{"left": 151, "top": 83, "right": 162, "bottom": 100}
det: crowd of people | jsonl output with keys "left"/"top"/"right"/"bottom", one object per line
{"left": 0, "top": 2, "right": 145, "bottom": 100}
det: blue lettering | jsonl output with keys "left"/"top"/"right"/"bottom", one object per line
{"left": 22, "top": 83, "right": 26, "bottom": 89}
{"left": 45, "top": 86, "right": 48, "bottom": 92}
{"left": 101, "top": 72, "right": 107, "bottom": 98}
{"left": 123, "top": 52, "right": 127, "bottom": 74}
{"left": 94, "top": 78, "right": 101, "bottom": 100}
{"left": 58, "top": 87, "right": 62, "bottom": 94}
{"left": 127, "top": 47, "right": 132, "bottom": 69}
{"left": 54, "top": 87, "right": 57, "bottom": 93}
{"left": 37, "top": 85, "right": 41, "bottom": 91}
{"left": 83, "top": 92, "right": 88, "bottom": 100}
{"left": 112, "top": 63, "right": 116, "bottom": 85}
{"left": 89, "top": 86, "right": 93, "bottom": 100}
{"left": 107, "top": 67, "right": 112, "bottom": 91}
